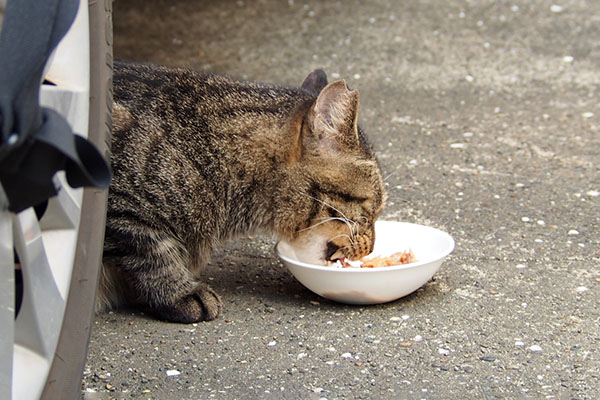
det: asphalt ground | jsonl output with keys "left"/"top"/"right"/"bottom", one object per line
{"left": 83, "top": 1, "right": 599, "bottom": 398}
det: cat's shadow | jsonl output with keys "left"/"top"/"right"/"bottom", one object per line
{"left": 204, "top": 237, "right": 310, "bottom": 307}
{"left": 205, "top": 236, "right": 442, "bottom": 312}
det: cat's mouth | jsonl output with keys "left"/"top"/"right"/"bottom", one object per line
{"left": 325, "top": 242, "right": 344, "bottom": 261}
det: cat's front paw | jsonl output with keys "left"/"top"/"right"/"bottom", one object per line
{"left": 153, "top": 284, "right": 223, "bottom": 323}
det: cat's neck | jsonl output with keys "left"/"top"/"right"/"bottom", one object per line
{"left": 216, "top": 99, "right": 312, "bottom": 241}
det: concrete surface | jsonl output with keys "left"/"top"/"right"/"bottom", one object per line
{"left": 83, "top": 0, "right": 599, "bottom": 398}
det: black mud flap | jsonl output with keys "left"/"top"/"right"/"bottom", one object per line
{"left": 0, "top": 0, "right": 111, "bottom": 213}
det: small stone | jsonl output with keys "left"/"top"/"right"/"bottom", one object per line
{"left": 465, "top": 75, "right": 474, "bottom": 82}
{"left": 438, "top": 348, "right": 450, "bottom": 356}
{"left": 7, "top": 133, "right": 19, "bottom": 145}
{"left": 562, "top": 56, "right": 574, "bottom": 63}
{"left": 516, "top": 264, "right": 528, "bottom": 269}
{"left": 399, "top": 341, "right": 413, "bottom": 347}
{"left": 550, "top": 5, "right": 563, "bottom": 13}
{"left": 450, "top": 143, "right": 466, "bottom": 149}
{"left": 341, "top": 352, "right": 352, "bottom": 358}
{"left": 576, "top": 286, "right": 588, "bottom": 293}
{"left": 480, "top": 356, "right": 496, "bottom": 362}
{"left": 413, "top": 335, "right": 423, "bottom": 342}
{"left": 521, "top": 217, "right": 530, "bottom": 222}
{"left": 568, "top": 229, "right": 579, "bottom": 235}
{"left": 529, "top": 345, "right": 542, "bottom": 353}
{"left": 268, "top": 341, "right": 277, "bottom": 347}
{"left": 389, "top": 316, "right": 402, "bottom": 322}
{"left": 309, "top": 301, "right": 320, "bottom": 306}
{"left": 515, "top": 340, "right": 525, "bottom": 347}
{"left": 166, "top": 369, "right": 180, "bottom": 377}
{"left": 586, "top": 190, "right": 599, "bottom": 197}
{"left": 489, "top": 289, "right": 498, "bottom": 295}
{"left": 582, "top": 112, "right": 594, "bottom": 119}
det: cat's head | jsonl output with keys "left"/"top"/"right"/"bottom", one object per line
{"left": 280, "top": 70, "right": 386, "bottom": 264}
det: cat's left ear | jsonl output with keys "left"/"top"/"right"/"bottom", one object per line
{"left": 301, "top": 69, "right": 328, "bottom": 95}
{"left": 307, "top": 79, "right": 360, "bottom": 155}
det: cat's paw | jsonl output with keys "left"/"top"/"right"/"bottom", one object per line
{"left": 153, "top": 284, "right": 223, "bottom": 323}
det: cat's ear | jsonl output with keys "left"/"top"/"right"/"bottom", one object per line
{"left": 301, "top": 69, "right": 328, "bottom": 95}
{"left": 307, "top": 79, "right": 360, "bottom": 154}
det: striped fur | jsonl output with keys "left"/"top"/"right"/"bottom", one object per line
{"left": 99, "top": 61, "right": 385, "bottom": 323}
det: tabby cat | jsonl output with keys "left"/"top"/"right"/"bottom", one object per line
{"left": 98, "top": 61, "right": 386, "bottom": 323}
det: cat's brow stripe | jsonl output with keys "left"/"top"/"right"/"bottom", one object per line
{"left": 318, "top": 185, "right": 368, "bottom": 203}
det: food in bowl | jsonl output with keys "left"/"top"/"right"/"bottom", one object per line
{"left": 328, "top": 249, "right": 416, "bottom": 268}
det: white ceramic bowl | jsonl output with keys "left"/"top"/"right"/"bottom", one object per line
{"left": 276, "top": 221, "right": 454, "bottom": 305}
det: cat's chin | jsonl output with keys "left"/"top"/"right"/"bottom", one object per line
{"left": 285, "top": 233, "right": 330, "bottom": 266}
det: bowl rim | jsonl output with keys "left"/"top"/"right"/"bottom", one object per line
{"left": 275, "top": 221, "right": 455, "bottom": 273}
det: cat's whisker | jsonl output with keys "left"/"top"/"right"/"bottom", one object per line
{"left": 316, "top": 215, "right": 356, "bottom": 236}
{"left": 298, "top": 215, "right": 358, "bottom": 244}
{"left": 334, "top": 217, "right": 356, "bottom": 240}
{"left": 349, "top": 219, "right": 359, "bottom": 236}
{"left": 344, "top": 218, "right": 358, "bottom": 238}
{"left": 327, "top": 234, "right": 352, "bottom": 244}
{"left": 297, "top": 191, "right": 351, "bottom": 222}
{"left": 383, "top": 170, "right": 397, "bottom": 182}
{"left": 297, "top": 217, "right": 346, "bottom": 233}
{"left": 296, "top": 191, "right": 358, "bottom": 236}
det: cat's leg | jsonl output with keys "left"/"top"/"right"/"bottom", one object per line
{"left": 107, "top": 231, "right": 223, "bottom": 323}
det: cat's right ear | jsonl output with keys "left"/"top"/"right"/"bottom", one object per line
{"left": 301, "top": 69, "right": 328, "bottom": 95}
{"left": 306, "top": 80, "right": 360, "bottom": 155}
